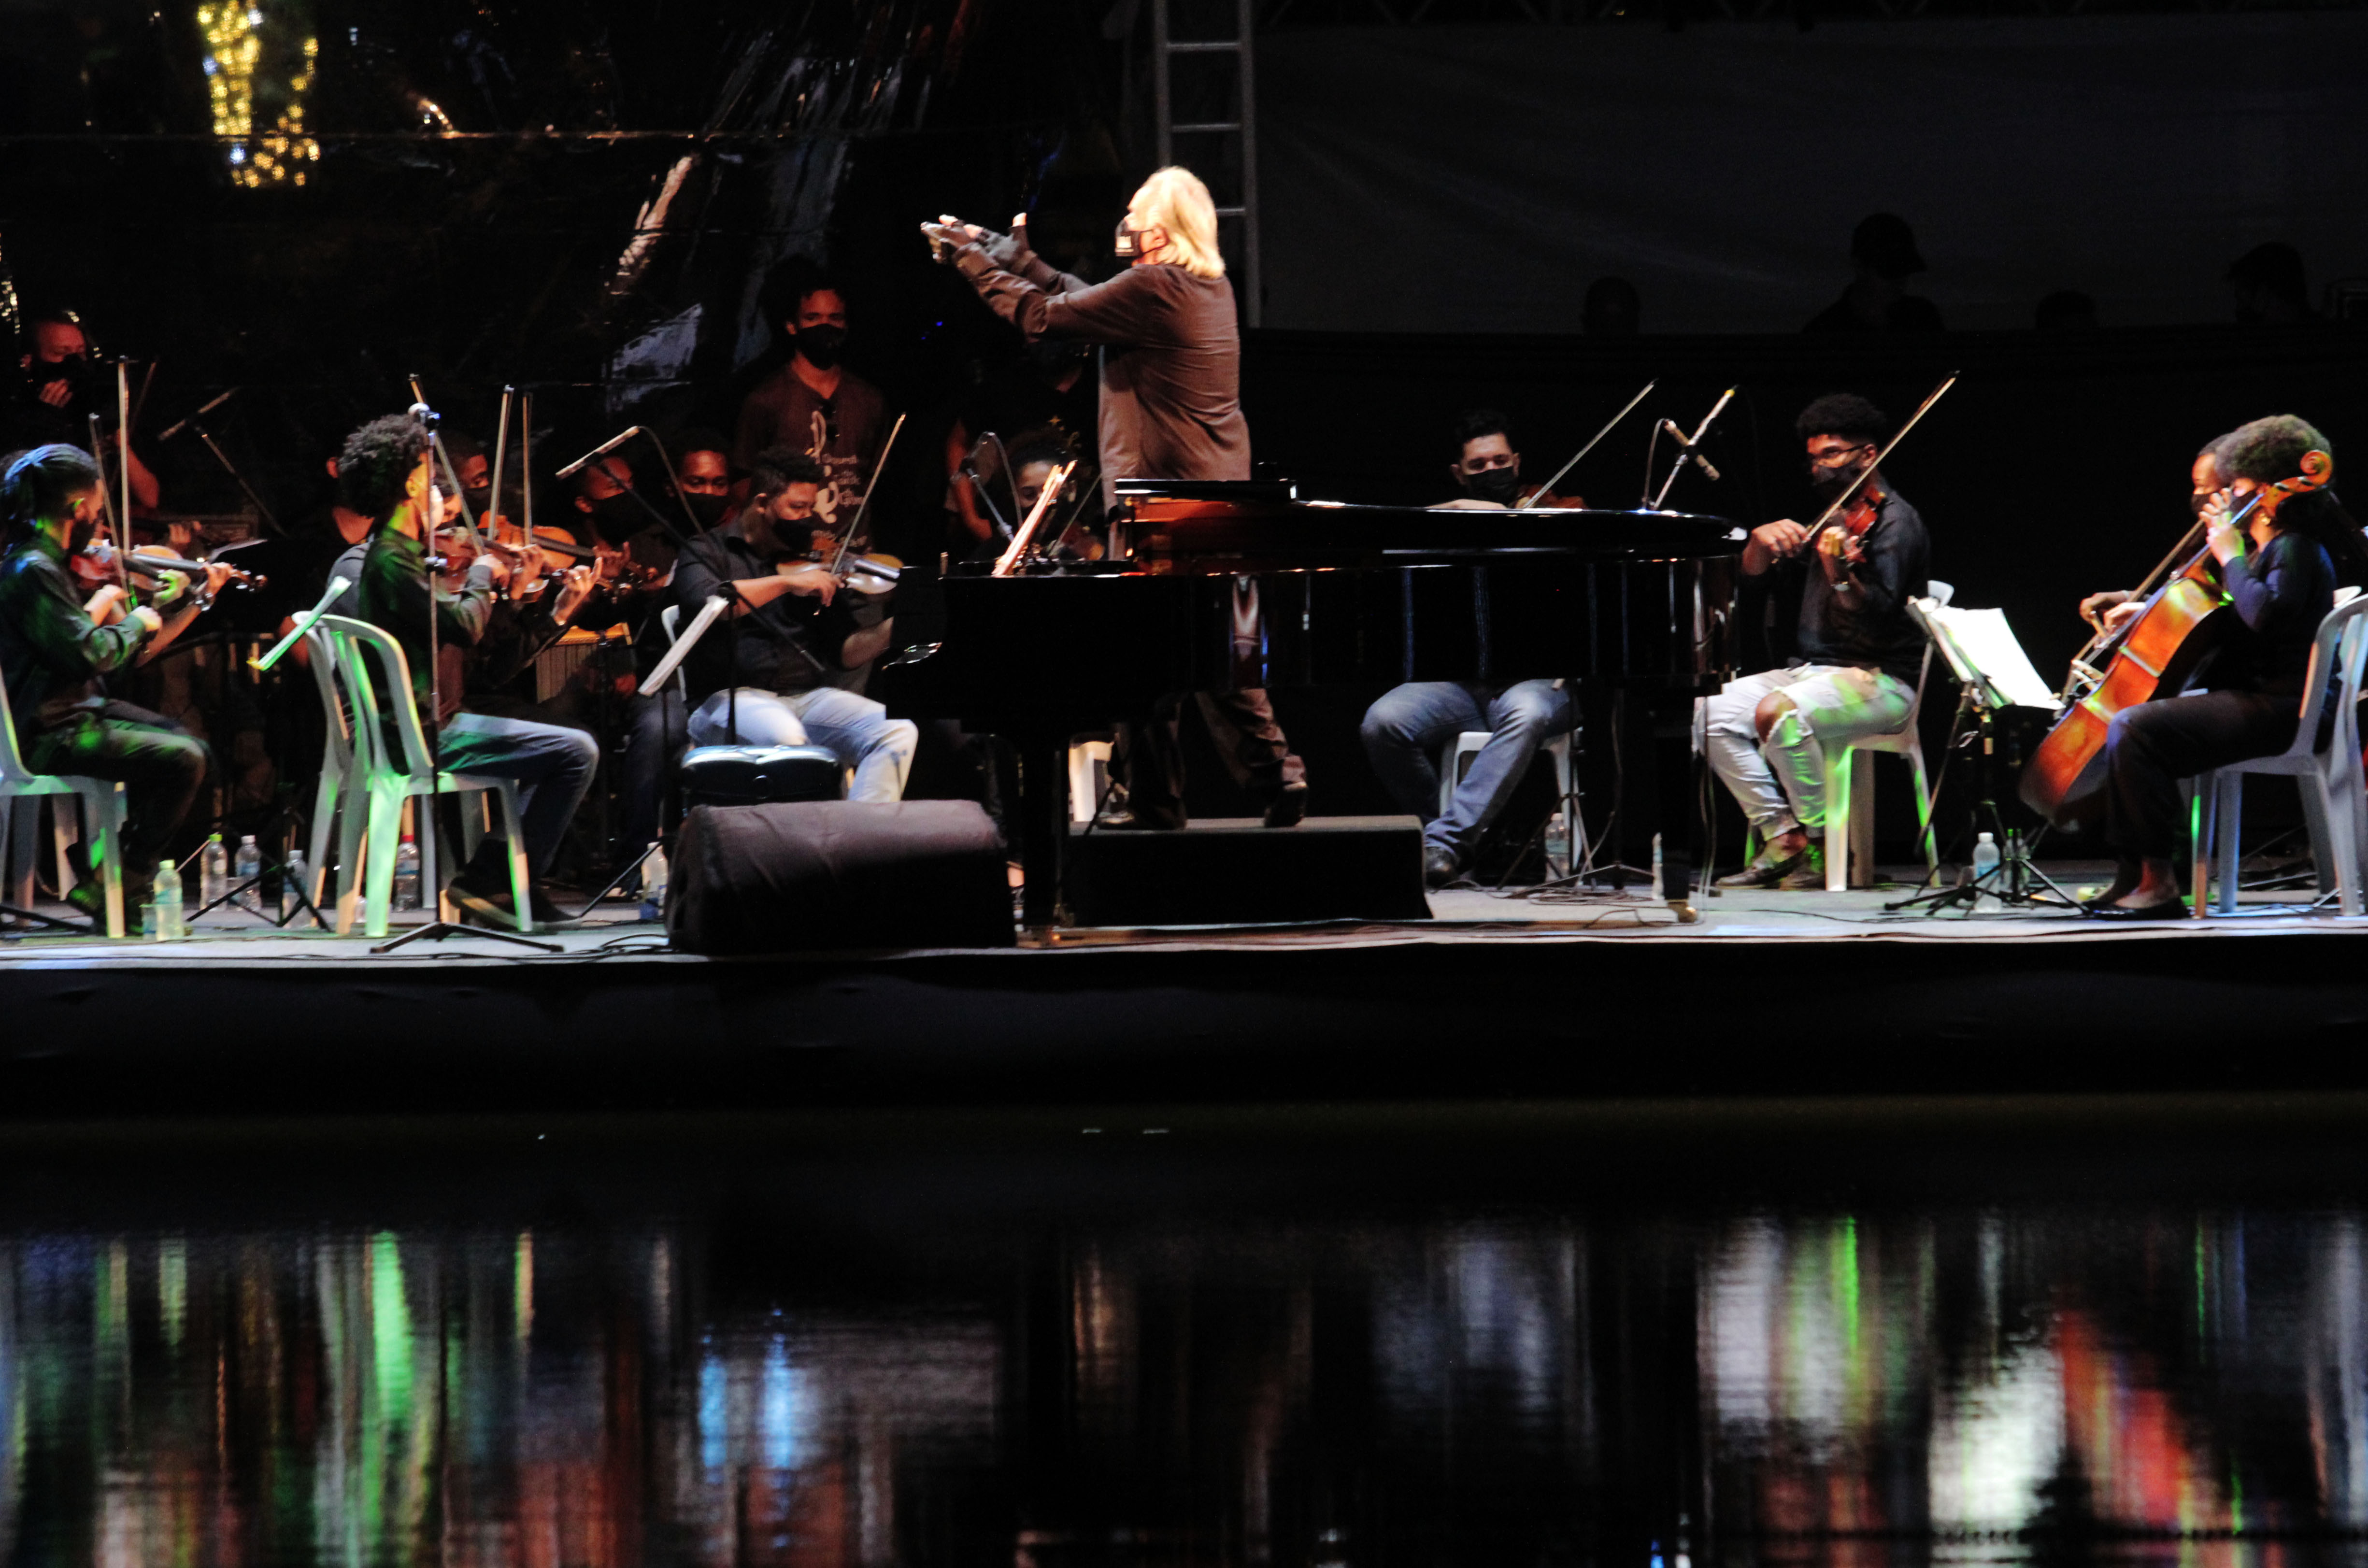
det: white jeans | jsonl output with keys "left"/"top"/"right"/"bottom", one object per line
{"left": 1699, "top": 664, "right": 1915, "bottom": 835}
{"left": 688, "top": 686, "right": 918, "bottom": 803}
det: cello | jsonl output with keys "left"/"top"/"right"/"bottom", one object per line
{"left": 2020, "top": 450, "right": 2334, "bottom": 826}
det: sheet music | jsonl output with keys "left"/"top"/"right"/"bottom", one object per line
{"left": 642, "top": 594, "right": 729, "bottom": 694}
{"left": 1920, "top": 602, "right": 2058, "bottom": 710}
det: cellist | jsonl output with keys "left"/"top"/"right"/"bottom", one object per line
{"left": 2075, "top": 434, "right": 2236, "bottom": 638}
{"left": 2089, "top": 415, "right": 2348, "bottom": 918}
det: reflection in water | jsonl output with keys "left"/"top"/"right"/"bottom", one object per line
{"left": 7, "top": 1130, "right": 2368, "bottom": 1564}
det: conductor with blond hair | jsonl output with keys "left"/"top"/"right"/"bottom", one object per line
{"left": 927, "top": 168, "right": 1306, "bottom": 829}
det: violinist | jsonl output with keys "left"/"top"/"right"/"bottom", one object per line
{"left": 2087, "top": 415, "right": 2349, "bottom": 918}
{"left": 1706, "top": 394, "right": 1931, "bottom": 890}
{"left": 0, "top": 443, "right": 221, "bottom": 926}
{"left": 341, "top": 415, "right": 599, "bottom": 929}
{"left": 667, "top": 446, "right": 917, "bottom": 802}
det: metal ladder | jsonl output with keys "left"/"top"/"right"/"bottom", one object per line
{"left": 1151, "top": 0, "right": 1261, "bottom": 326}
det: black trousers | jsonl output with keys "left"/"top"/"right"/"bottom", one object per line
{"left": 2102, "top": 689, "right": 2300, "bottom": 860}
{"left": 1121, "top": 688, "right": 1306, "bottom": 828}
{"left": 24, "top": 699, "right": 212, "bottom": 872}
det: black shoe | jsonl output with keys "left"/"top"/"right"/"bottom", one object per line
{"left": 2087, "top": 895, "right": 2190, "bottom": 921}
{"left": 529, "top": 885, "right": 581, "bottom": 926}
{"left": 1261, "top": 781, "right": 1309, "bottom": 829}
{"left": 445, "top": 870, "right": 526, "bottom": 930}
{"left": 1423, "top": 844, "right": 1462, "bottom": 889}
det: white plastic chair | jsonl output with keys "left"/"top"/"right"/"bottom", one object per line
{"left": 1821, "top": 580, "right": 1950, "bottom": 891}
{"left": 300, "top": 626, "right": 357, "bottom": 914}
{"left": 1438, "top": 728, "right": 1579, "bottom": 872}
{"left": 2190, "top": 592, "right": 2368, "bottom": 917}
{"left": 0, "top": 672, "right": 128, "bottom": 937}
{"left": 314, "top": 615, "right": 532, "bottom": 938}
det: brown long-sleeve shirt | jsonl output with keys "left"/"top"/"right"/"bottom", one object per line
{"left": 952, "top": 243, "right": 1249, "bottom": 508}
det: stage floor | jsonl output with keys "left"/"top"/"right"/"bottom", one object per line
{"left": 1, "top": 860, "right": 2358, "bottom": 964}
{"left": 3, "top": 864, "right": 2362, "bottom": 1114}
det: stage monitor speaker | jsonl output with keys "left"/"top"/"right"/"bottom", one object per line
{"left": 668, "top": 800, "right": 1014, "bottom": 954}
{"left": 1066, "top": 814, "right": 1431, "bottom": 927}
{"left": 679, "top": 743, "right": 842, "bottom": 808}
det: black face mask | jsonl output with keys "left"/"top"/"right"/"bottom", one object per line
{"left": 583, "top": 492, "right": 642, "bottom": 543}
{"left": 1807, "top": 457, "right": 1869, "bottom": 498}
{"left": 32, "top": 355, "right": 92, "bottom": 404}
{"left": 684, "top": 491, "right": 732, "bottom": 528}
{"left": 1463, "top": 466, "right": 1523, "bottom": 506}
{"left": 795, "top": 325, "right": 847, "bottom": 370}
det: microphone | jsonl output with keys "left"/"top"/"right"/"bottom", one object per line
{"left": 1658, "top": 418, "right": 1722, "bottom": 483}
{"left": 157, "top": 387, "right": 238, "bottom": 442}
{"left": 555, "top": 426, "right": 642, "bottom": 480}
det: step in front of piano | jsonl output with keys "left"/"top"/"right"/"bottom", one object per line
{"left": 1065, "top": 814, "right": 1431, "bottom": 927}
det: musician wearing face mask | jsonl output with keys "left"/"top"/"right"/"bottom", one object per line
{"left": 924, "top": 167, "right": 1307, "bottom": 830}
{"left": 0, "top": 443, "right": 222, "bottom": 926}
{"left": 2087, "top": 416, "right": 2364, "bottom": 918}
{"left": 731, "top": 262, "right": 890, "bottom": 532}
{"left": 668, "top": 446, "right": 917, "bottom": 802}
{"left": 340, "top": 415, "right": 600, "bottom": 929}
{"left": 2075, "top": 436, "right": 2235, "bottom": 639}
{"left": 3, "top": 308, "right": 161, "bottom": 512}
{"left": 1433, "top": 409, "right": 1584, "bottom": 511}
{"left": 1703, "top": 394, "right": 1930, "bottom": 891}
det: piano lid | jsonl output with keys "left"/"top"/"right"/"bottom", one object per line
{"left": 1119, "top": 494, "right": 1744, "bottom": 571}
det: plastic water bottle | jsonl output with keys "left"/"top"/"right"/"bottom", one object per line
{"left": 639, "top": 844, "right": 669, "bottom": 922}
{"left": 199, "top": 834, "right": 228, "bottom": 914}
{"left": 1544, "top": 813, "right": 1571, "bottom": 879}
{"left": 1971, "top": 831, "right": 2001, "bottom": 884}
{"left": 1651, "top": 831, "right": 1665, "bottom": 892}
{"left": 282, "top": 851, "right": 310, "bottom": 924}
{"left": 149, "top": 860, "right": 185, "bottom": 941}
{"left": 232, "top": 835, "right": 262, "bottom": 913}
{"left": 393, "top": 834, "right": 421, "bottom": 911}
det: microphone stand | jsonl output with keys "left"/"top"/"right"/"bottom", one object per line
{"left": 375, "top": 394, "right": 558, "bottom": 954}
{"left": 161, "top": 388, "right": 282, "bottom": 535}
{"left": 1647, "top": 385, "right": 1736, "bottom": 511}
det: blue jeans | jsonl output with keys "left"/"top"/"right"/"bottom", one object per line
{"left": 688, "top": 687, "right": 918, "bottom": 803}
{"left": 438, "top": 712, "right": 601, "bottom": 878}
{"left": 620, "top": 685, "right": 687, "bottom": 848}
{"left": 1360, "top": 679, "right": 1578, "bottom": 859}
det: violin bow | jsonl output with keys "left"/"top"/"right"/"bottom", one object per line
{"left": 1804, "top": 370, "right": 1960, "bottom": 542}
{"left": 86, "top": 411, "right": 134, "bottom": 601}
{"left": 992, "top": 461, "right": 1075, "bottom": 578}
{"left": 1517, "top": 380, "right": 1655, "bottom": 511}
{"left": 830, "top": 412, "right": 908, "bottom": 576}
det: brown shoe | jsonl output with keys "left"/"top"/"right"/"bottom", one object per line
{"left": 1776, "top": 845, "right": 1828, "bottom": 890}
{"left": 1715, "top": 839, "right": 1811, "bottom": 889}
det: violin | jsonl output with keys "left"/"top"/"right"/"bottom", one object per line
{"left": 805, "top": 545, "right": 903, "bottom": 595}
{"left": 74, "top": 538, "right": 265, "bottom": 606}
{"left": 2023, "top": 451, "right": 2335, "bottom": 827}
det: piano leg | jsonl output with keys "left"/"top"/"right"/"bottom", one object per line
{"left": 1014, "top": 732, "right": 1071, "bottom": 930}
{"left": 1614, "top": 689, "right": 1704, "bottom": 923}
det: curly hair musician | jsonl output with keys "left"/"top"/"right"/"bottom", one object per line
{"left": 1703, "top": 394, "right": 1932, "bottom": 891}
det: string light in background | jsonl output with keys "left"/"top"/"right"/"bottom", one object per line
{"left": 198, "top": 2, "right": 318, "bottom": 187}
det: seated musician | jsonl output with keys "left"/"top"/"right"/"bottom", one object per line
{"left": 2076, "top": 434, "right": 2235, "bottom": 638}
{"left": 4, "top": 308, "right": 160, "bottom": 511}
{"left": 1705, "top": 394, "right": 1929, "bottom": 890}
{"left": 2088, "top": 415, "right": 2356, "bottom": 918}
{"left": 924, "top": 167, "right": 1308, "bottom": 830}
{"left": 668, "top": 446, "right": 916, "bottom": 801}
{"left": 1363, "top": 411, "right": 1588, "bottom": 887}
{"left": 1431, "top": 408, "right": 1584, "bottom": 511}
{"left": 341, "top": 415, "right": 599, "bottom": 928}
{"left": 0, "top": 443, "right": 224, "bottom": 926}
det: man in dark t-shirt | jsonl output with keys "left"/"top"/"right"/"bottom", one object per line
{"left": 1703, "top": 394, "right": 1931, "bottom": 890}
{"left": 732, "top": 270, "right": 890, "bottom": 534}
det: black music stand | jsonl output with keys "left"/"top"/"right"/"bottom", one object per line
{"left": 1885, "top": 599, "right": 2082, "bottom": 915}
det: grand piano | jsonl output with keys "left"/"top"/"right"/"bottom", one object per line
{"left": 912, "top": 481, "right": 1745, "bottom": 926}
